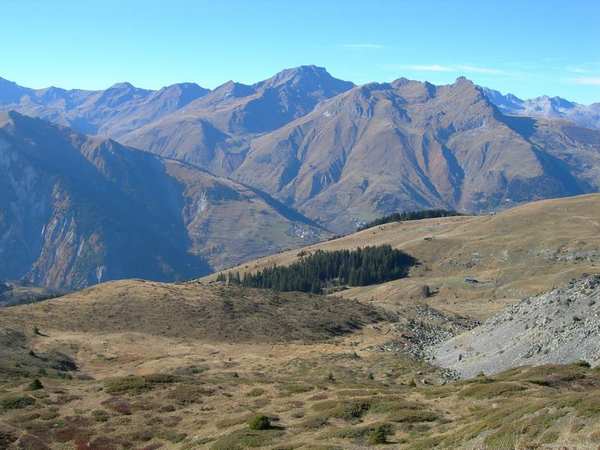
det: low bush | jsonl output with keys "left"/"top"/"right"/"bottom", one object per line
{"left": 27, "top": 379, "right": 44, "bottom": 391}
{"left": 248, "top": 415, "right": 271, "bottom": 430}
{"left": 368, "top": 424, "right": 392, "bottom": 445}
{"left": 0, "top": 395, "right": 35, "bottom": 410}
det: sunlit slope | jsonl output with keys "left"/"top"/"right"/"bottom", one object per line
{"left": 205, "top": 194, "right": 600, "bottom": 320}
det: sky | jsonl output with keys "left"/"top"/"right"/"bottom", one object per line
{"left": 1, "top": 0, "right": 599, "bottom": 104}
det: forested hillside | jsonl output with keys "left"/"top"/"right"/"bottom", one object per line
{"left": 219, "top": 245, "right": 416, "bottom": 293}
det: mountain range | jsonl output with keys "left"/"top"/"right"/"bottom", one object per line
{"left": 483, "top": 87, "right": 600, "bottom": 130}
{"left": 1, "top": 66, "right": 600, "bottom": 288}
{"left": 0, "top": 111, "right": 326, "bottom": 289}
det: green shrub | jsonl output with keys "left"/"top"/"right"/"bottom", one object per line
{"left": 27, "top": 379, "right": 44, "bottom": 391}
{"left": 387, "top": 409, "right": 438, "bottom": 423}
{"left": 91, "top": 409, "right": 110, "bottom": 422}
{"left": 248, "top": 415, "right": 271, "bottom": 430}
{"left": 104, "top": 373, "right": 179, "bottom": 395}
{"left": 143, "top": 373, "right": 179, "bottom": 384}
{"left": 104, "top": 376, "right": 149, "bottom": 394}
{"left": 0, "top": 395, "right": 35, "bottom": 410}
{"left": 368, "top": 424, "right": 391, "bottom": 445}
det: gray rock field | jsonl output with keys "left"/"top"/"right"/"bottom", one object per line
{"left": 430, "top": 275, "right": 600, "bottom": 378}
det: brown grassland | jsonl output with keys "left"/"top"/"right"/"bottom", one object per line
{"left": 2, "top": 194, "right": 600, "bottom": 449}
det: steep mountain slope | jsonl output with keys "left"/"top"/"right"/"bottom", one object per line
{"left": 0, "top": 112, "right": 328, "bottom": 289}
{"left": 3, "top": 70, "right": 600, "bottom": 235}
{"left": 431, "top": 276, "right": 600, "bottom": 377}
{"left": 119, "top": 66, "right": 355, "bottom": 174}
{"left": 0, "top": 77, "right": 209, "bottom": 137}
{"left": 484, "top": 87, "right": 600, "bottom": 130}
{"left": 234, "top": 78, "right": 600, "bottom": 231}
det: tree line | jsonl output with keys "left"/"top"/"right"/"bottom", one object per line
{"left": 357, "top": 209, "right": 462, "bottom": 231}
{"left": 216, "top": 245, "right": 416, "bottom": 294}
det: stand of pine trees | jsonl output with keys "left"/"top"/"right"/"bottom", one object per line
{"left": 357, "top": 209, "right": 462, "bottom": 231}
{"left": 218, "top": 245, "right": 416, "bottom": 294}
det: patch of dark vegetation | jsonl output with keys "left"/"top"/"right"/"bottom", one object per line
{"left": 104, "top": 373, "right": 179, "bottom": 394}
{"left": 91, "top": 409, "right": 110, "bottom": 422}
{"left": 312, "top": 399, "right": 372, "bottom": 422}
{"left": 221, "top": 246, "right": 416, "bottom": 293}
{"left": 0, "top": 395, "right": 36, "bottom": 411}
{"left": 369, "top": 423, "right": 392, "bottom": 445}
{"left": 27, "top": 379, "right": 44, "bottom": 391}
{"left": 357, "top": 209, "right": 462, "bottom": 231}
{"left": 167, "top": 383, "right": 215, "bottom": 406}
{"left": 248, "top": 415, "right": 272, "bottom": 430}
{"left": 325, "top": 422, "right": 393, "bottom": 444}
{"left": 0, "top": 429, "right": 18, "bottom": 447}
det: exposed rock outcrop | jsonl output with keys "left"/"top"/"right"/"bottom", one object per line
{"left": 431, "top": 276, "right": 600, "bottom": 377}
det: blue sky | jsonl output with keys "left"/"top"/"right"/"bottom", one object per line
{"left": 2, "top": 0, "right": 599, "bottom": 103}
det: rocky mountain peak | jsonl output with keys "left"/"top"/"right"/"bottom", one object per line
{"left": 530, "top": 95, "right": 576, "bottom": 110}
{"left": 107, "top": 81, "right": 136, "bottom": 91}
{"left": 258, "top": 65, "right": 354, "bottom": 94}
{"left": 212, "top": 80, "right": 255, "bottom": 99}
{"left": 151, "top": 82, "right": 209, "bottom": 107}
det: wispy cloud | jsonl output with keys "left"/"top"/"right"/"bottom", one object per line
{"left": 573, "top": 77, "right": 600, "bottom": 86}
{"left": 392, "top": 64, "right": 504, "bottom": 75}
{"left": 342, "top": 43, "right": 384, "bottom": 49}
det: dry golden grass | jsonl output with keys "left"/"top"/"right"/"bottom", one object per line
{"left": 206, "top": 193, "right": 600, "bottom": 320}
{"left": 2, "top": 330, "right": 600, "bottom": 450}
{"left": 3, "top": 195, "right": 600, "bottom": 448}
{"left": 0, "top": 282, "right": 384, "bottom": 344}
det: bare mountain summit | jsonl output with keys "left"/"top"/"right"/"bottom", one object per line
{"left": 0, "top": 76, "right": 210, "bottom": 137}
{"left": 119, "top": 65, "right": 355, "bottom": 174}
{"left": 2, "top": 68, "right": 600, "bottom": 235}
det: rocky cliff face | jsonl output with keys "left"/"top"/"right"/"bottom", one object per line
{"left": 0, "top": 112, "right": 328, "bottom": 289}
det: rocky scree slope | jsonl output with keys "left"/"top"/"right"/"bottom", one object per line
{"left": 431, "top": 275, "right": 600, "bottom": 378}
